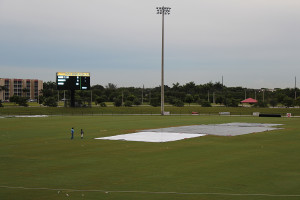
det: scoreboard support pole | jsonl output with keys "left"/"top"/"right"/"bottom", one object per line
{"left": 70, "top": 90, "right": 75, "bottom": 107}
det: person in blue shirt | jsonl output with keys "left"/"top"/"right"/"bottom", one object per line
{"left": 71, "top": 127, "right": 74, "bottom": 139}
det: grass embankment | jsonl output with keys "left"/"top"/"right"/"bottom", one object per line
{"left": 1, "top": 106, "right": 300, "bottom": 116}
{"left": 0, "top": 115, "right": 300, "bottom": 200}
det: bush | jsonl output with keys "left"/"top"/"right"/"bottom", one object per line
{"left": 113, "top": 98, "right": 122, "bottom": 107}
{"left": 224, "top": 98, "right": 239, "bottom": 107}
{"left": 172, "top": 99, "right": 184, "bottom": 107}
{"left": 0, "top": 101, "right": 3, "bottom": 107}
{"left": 228, "top": 99, "right": 239, "bottom": 107}
{"left": 18, "top": 98, "right": 29, "bottom": 107}
{"left": 9, "top": 95, "right": 29, "bottom": 107}
{"left": 124, "top": 101, "right": 133, "bottom": 107}
{"left": 258, "top": 101, "right": 268, "bottom": 108}
{"left": 197, "top": 99, "right": 204, "bottom": 105}
{"left": 100, "top": 102, "right": 107, "bottom": 107}
{"left": 201, "top": 101, "right": 212, "bottom": 107}
{"left": 9, "top": 95, "right": 20, "bottom": 103}
{"left": 150, "top": 98, "right": 160, "bottom": 107}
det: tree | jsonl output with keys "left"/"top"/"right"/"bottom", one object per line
{"left": 276, "top": 93, "right": 287, "bottom": 104}
{"left": 106, "top": 83, "right": 117, "bottom": 90}
{"left": 224, "top": 98, "right": 239, "bottom": 107}
{"left": 215, "top": 96, "right": 224, "bottom": 105}
{"left": 0, "top": 86, "right": 6, "bottom": 92}
{"left": 41, "top": 81, "right": 57, "bottom": 99}
{"left": 95, "top": 95, "right": 107, "bottom": 105}
{"left": 133, "top": 98, "right": 141, "bottom": 106}
{"left": 282, "top": 97, "right": 294, "bottom": 108}
{"left": 43, "top": 97, "right": 58, "bottom": 107}
{"left": 43, "top": 81, "right": 57, "bottom": 90}
{"left": 269, "top": 99, "right": 278, "bottom": 108}
{"left": 95, "top": 95, "right": 105, "bottom": 105}
{"left": 294, "top": 97, "right": 300, "bottom": 107}
{"left": 183, "top": 81, "right": 196, "bottom": 94}
{"left": 229, "top": 99, "right": 240, "bottom": 107}
{"left": 91, "top": 84, "right": 105, "bottom": 90}
{"left": 193, "top": 95, "right": 200, "bottom": 102}
{"left": 185, "top": 94, "right": 194, "bottom": 106}
{"left": 113, "top": 98, "right": 122, "bottom": 107}
{"left": 9, "top": 95, "right": 21, "bottom": 104}
{"left": 18, "top": 97, "right": 29, "bottom": 107}
{"left": 9, "top": 95, "right": 29, "bottom": 107}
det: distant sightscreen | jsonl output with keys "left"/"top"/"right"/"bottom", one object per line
{"left": 56, "top": 72, "right": 90, "bottom": 90}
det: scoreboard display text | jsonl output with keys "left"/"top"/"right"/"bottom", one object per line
{"left": 56, "top": 72, "right": 90, "bottom": 90}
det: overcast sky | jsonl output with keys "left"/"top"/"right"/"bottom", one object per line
{"left": 1, "top": 0, "right": 300, "bottom": 89}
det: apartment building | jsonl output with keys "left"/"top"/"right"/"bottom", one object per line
{"left": 0, "top": 78, "right": 43, "bottom": 102}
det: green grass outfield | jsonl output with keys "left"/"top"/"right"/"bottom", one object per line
{"left": 1, "top": 115, "right": 300, "bottom": 200}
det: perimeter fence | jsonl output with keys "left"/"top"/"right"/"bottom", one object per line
{"left": 0, "top": 106, "right": 299, "bottom": 117}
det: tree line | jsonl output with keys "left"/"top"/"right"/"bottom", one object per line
{"left": 31, "top": 81, "right": 300, "bottom": 108}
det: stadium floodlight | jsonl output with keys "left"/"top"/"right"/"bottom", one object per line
{"left": 156, "top": 6, "right": 171, "bottom": 115}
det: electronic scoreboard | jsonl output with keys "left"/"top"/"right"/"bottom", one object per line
{"left": 56, "top": 72, "right": 90, "bottom": 90}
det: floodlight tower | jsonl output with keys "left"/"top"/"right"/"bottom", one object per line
{"left": 157, "top": 6, "right": 171, "bottom": 115}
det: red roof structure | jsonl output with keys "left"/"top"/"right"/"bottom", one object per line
{"left": 241, "top": 98, "right": 258, "bottom": 103}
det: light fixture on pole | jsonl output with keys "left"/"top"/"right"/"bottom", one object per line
{"left": 156, "top": 6, "right": 171, "bottom": 115}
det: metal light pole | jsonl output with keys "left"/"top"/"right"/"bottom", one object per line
{"left": 295, "top": 76, "right": 297, "bottom": 100}
{"left": 157, "top": 6, "right": 171, "bottom": 115}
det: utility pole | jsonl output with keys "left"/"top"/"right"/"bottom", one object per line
{"left": 64, "top": 90, "right": 66, "bottom": 107}
{"left": 122, "top": 91, "right": 124, "bottom": 107}
{"left": 157, "top": 6, "right": 171, "bottom": 115}
{"left": 222, "top": 76, "right": 223, "bottom": 86}
{"left": 91, "top": 90, "right": 93, "bottom": 107}
{"left": 142, "top": 84, "right": 144, "bottom": 105}
{"left": 208, "top": 90, "right": 210, "bottom": 102}
{"left": 295, "top": 76, "right": 297, "bottom": 100}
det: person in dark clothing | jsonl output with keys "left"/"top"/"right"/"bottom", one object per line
{"left": 71, "top": 127, "right": 74, "bottom": 139}
{"left": 81, "top": 129, "right": 84, "bottom": 139}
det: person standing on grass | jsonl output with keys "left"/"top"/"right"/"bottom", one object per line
{"left": 71, "top": 127, "right": 74, "bottom": 139}
{"left": 81, "top": 129, "right": 84, "bottom": 139}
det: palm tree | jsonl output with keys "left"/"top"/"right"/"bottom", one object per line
{"left": 22, "top": 88, "right": 30, "bottom": 98}
{"left": 0, "top": 86, "right": 6, "bottom": 91}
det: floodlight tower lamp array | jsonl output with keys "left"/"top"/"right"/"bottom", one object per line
{"left": 156, "top": 7, "right": 171, "bottom": 15}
